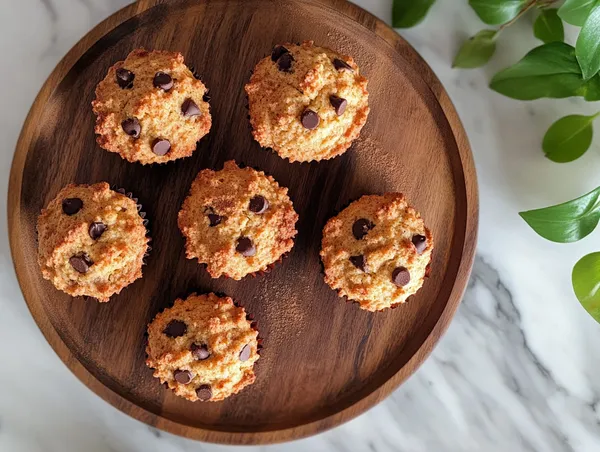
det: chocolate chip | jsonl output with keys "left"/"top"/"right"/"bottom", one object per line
{"left": 412, "top": 234, "right": 427, "bottom": 254}
{"left": 121, "top": 118, "right": 141, "bottom": 138}
{"left": 152, "top": 138, "right": 171, "bottom": 156}
{"left": 208, "top": 213, "right": 223, "bottom": 227}
{"left": 329, "top": 95, "right": 347, "bottom": 116}
{"left": 69, "top": 253, "right": 93, "bottom": 273}
{"left": 153, "top": 71, "right": 173, "bottom": 91}
{"left": 181, "top": 98, "right": 200, "bottom": 117}
{"left": 277, "top": 52, "right": 294, "bottom": 72}
{"left": 271, "top": 45, "right": 289, "bottom": 61}
{"left": 236, "top": 237, "right": 256, "bottom": 257}
{"left": 392, "top": 267, "right": 410, "bottom": 287}
{"left": 333, "top": 58, "right": 353, "bottom": 71}
{"left": 173, "top": 369, "right": 192, "bottom": 384}
{"left": 203, "top": 92, "right": 211, "bottom": 102}
{"left": 190, "top": 343, "right": 210, "bottom": 360}
{"left": 239, "top": 344, "right": 251, "bottom": 361}
{"left": 89, "top": 222, "right": 107, "bottom": 240}
{"left": 349, "top": 255, "right": 368, "bottom": 272}
{"left": 62, "top": 198, "right": 83, "bottom": 215}
{"left": 115, "top": 68, "right": 134, "bottom": 88}
{"left": 352, "top": 218, "right": 374, "bottom": 240}
{"left": 301, "top": 109, "right": 320, "bottom": 130}
{"left": 163, "top": 320, "right": 187, "bottom": 337}
{"left": 249, "top": 195, "right": 269, "bottom": 214}
{"left": 196, "top": 384, "right": 212, "bottom": 401}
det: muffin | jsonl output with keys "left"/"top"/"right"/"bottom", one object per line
{"left": 245, "top": 40, "right": 369, "bottom": 162}
{"left": 320, "top": 193, "right": 433, "bottom": 311}
{"left": 92, "top": 48, "right": 211, "bottom": 165}
{"left": 145, "top": 293, "right": 260, "bottom": 402}
{"left": 37, "top": 183, "right": 150, "bottom": 302}
{"left": 178, "top": 160, "right": 298, "bottom": 279}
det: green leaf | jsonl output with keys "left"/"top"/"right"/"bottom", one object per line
{"left": 453, "top": 30, "right": 497, "bottom": 68}
{"left": 392, "top": 0, "right": 436, "bottom": 28}
{"left": 573, "top": 252, "right": 600, "bottom": 323}
{"left": 534, "top": 9, "right": 564, "bottom": 43}
{"left": 490, "top": 42, "right": 600, "bottom": 100}
{"left": 469, "top": 0, "right": 526, "bottom": 25}
{"left": 577, "top": 5, "right": 600, "bottom": 79}
{"left": 542, "top": 114, "right": 596, "bottom": 162}
{"left": 519, "top": 186, "right": 600, "bottom": 243}
{"left": 558, "top": 0, "right": 598, "bottom": 26}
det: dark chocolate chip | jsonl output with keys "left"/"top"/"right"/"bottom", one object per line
{"left": 333, "top": 58, "right": 353, "bottom": 71}
{"left": 329, "top": 95, "right": 347, "bottom": 116}
{"left": 189, "top": 66, "right": 202, "bottom": 80}
{"left": 153, "top": 71, "right": 173, "bottom": 91}
{"left": 277, "top": 52, "right": 294, "bottom": 72}
{"left": 89, "top": 222, "right": 107, "bottom": 240}
{"left": 69, "top": 253, "right": 93, "bottom": 273}
{"left": 173, "top": 369, "right": 192, "bottom": 384}
{"left": 301, "top": 109, "right": 320, "bottom": 130}
{"left": 152, "top": 138, "right": 171, "bottom": 156}
{"left": 249, "top": 195, "right": 269, "bottom": 214}
{"left": 62, "top": 198, "right": 83, "bottom": 215}
{"left": 196, "top": 384, "right": 212, "bottom": 401}
{"left": 392, "top": 267, "right": 411, "bottom": 287}
{"left": 203, "top": 92, "right": 211, "bottom": 102}
{"left": 121, "top": 118, "right": 141, "bottom": 138}
{"left": 352, "top": 218, "right": 374, "bottom": 240}
{"left": 271, "top": 45, "right": 289, "bottom": 61}
{"left": 190, "top": 343, "right": 210, "bottom": 360}
{"left": 181, "top": 98, "right": 200, "bottom": 117}
{"left": 236, "top": 237, "right": 256, "bottom": 257}
{"left": 163, "top": 320, "right": 187, "bottom": 337}
{"left": 412, "top": 234, "right": 427, "bottom": 254}
{"left": 349, "top": 255, "right": 368, "bottom": 272}
{"left": 239, "top": 344, "right": 251, "bottom": 361}
{"left": 208, "top": 213, "right": 223, "bottom": 227}
{"left": 116, "top": 68, "right": 134, "bottom": 88}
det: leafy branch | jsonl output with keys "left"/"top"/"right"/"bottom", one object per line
{"left": 392, "top": 0, "right": 600, "bottom": 324}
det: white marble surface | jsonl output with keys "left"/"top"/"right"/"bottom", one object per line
{"left": 2, "top": 1, "right": 600, "bottom": 451}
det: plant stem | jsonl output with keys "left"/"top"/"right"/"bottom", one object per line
{"left": 497, "top": 0, "right": 559, "bottom": 35}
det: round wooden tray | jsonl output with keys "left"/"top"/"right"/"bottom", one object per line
{"left": 8, "top": 0, "right": 477, "bottom": 444}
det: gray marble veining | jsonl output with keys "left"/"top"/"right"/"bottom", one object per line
{"left": 2, "top": 1, "right": 600, "bottom": 451}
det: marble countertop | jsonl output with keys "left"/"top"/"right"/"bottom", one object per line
{"left": 2, "top": 0, "right": 600, "bottom": 451}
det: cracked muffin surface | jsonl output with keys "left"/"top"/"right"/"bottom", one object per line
{"left": 178, "top": 160, "right": 298, "bottom": 279}
{"left": 37, "top": 182, "right": 149, "bottom": 302}
{"left": 321, "top": 193, "right": 433, "bottom": 311}
{"left": 245, "top": 41, "right": 369, "bottom": 162}
{"left": 92, "top": 48, "right": 211, "bottom": 165}
{"left": 146, "top": 293, "right": 259, "bottom": 402}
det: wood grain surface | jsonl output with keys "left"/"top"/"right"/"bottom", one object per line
{"left": 7, "top": 0, "right": 478, "bottom": 444}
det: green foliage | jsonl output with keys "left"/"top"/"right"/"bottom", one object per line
{"left": 469, "top": 0, "right": 527, "bottom": 25}
{"left": 572, "top": 252, "right": 600, "bottom": 324}
{"left": 392, "top": 0, "right": 436, "bottom": 28}
{"left": 453, "top": 30, "right": 497, "bottom": 68}
{"left": 576, "top": 4, "right": 600, "bottom": 79}
{"left": 393, "top": 0, "right": 600, "bottom": 325}
{"left": 542, "top": 114, "right": 597, "bottom": 162}
{"left": 558, "top": 0, "right": 599, "bottom": 27}
{"left": 533, "top": 8, "right": 564, "bottom": 43}
{"left": 519, "top": 187, "right": 600, "bottom": 243}
{"left": 490, "top": 43, "right": 600, "bottom": 100}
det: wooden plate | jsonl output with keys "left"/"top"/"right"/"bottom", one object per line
{"left": 8, "top": 0, "right": 477, "bottom": 444}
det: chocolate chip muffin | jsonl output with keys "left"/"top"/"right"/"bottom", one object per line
{"left": 145, "top": 293, "right": 260, "bottom": 402}
{"left": 245, "top": 41, "right": 369, "bottom": 162}
{"left": 37, "top": 183, "right": 150, "bottom": 302}
{"left": 92, "top": 48, "right": 211, "bottom": 165}
{"left": 320, "top": 193, "right": 433, "bottom": 312}
{"left": 178, "top": 160, "right": 298, "bottom": 279}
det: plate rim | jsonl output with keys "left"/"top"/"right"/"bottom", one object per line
{"left": 7, "top": 0, "right": 479, "bottom": 444}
